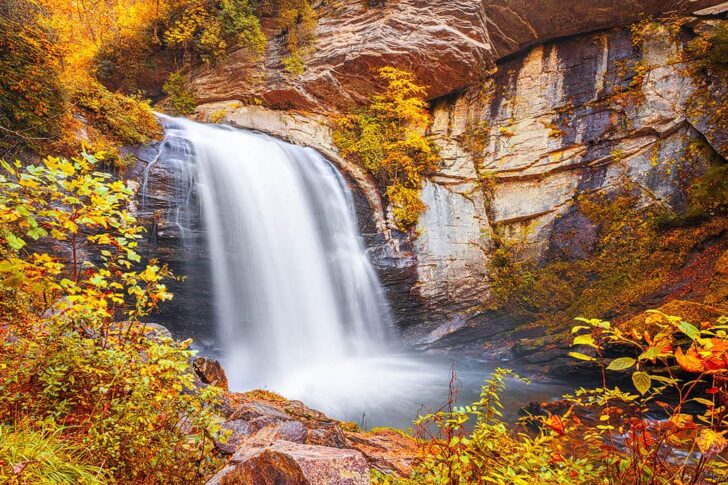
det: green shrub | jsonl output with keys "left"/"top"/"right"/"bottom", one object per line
{"left": 163, "top": 71, "right": 197, "bottom": 116}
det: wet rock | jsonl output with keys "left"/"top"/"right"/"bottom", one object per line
{"left": 193, "top": 357, "right": 229, "bottom": 391}
{"left": 206, "top": 441, "right": 369, "bottom": 485}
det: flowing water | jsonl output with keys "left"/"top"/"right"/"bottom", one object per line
{"left": 144, "top": 116, "right": 568, "bottom": 428}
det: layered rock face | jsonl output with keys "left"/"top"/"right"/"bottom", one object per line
{"left": 143, "top": 1, "right": 728, "bottom": 354}
{"left": 193, "top": 13, "right": 727, "bottom": 345}
{"left": 189, "top": 0, "right": 724, "bottom": 112}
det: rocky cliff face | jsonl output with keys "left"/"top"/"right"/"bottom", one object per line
{"left": 141, "top": 1, "right": 728, "bottom": 360}
{"left": 189, "top": 0, "right": 724, "bottom": 112}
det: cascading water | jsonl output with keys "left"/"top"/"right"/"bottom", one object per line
{"left": 144, "top": 116, "right": 566, "bottom": 426}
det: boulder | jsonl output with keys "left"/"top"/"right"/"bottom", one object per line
{"left": 206, "top": 441, "right": 369, "bottom": 485}
{"left": 345, "top": 428, "right": 418, "bottom": 477}
{"left": 193, "top": 357, "right": 229, "bottom": 390}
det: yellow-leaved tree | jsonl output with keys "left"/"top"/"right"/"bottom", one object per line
{"left": 0, "top": 153, "right": 223, "bottom": 483}
{"left": 334, "top": 67, "right": 440, "bottom": 232}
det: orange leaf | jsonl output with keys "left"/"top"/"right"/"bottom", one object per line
{"left": 675, "top": 347, "right": 703, "bottom": 373}
{"left": 546, "top": 414, "right": 566, "bottom": 436}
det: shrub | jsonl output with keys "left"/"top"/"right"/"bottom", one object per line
{"left": 488, "top": 174, "right": 728, "bottom": 330}
{"left": 275, "top": 0, "right": 317, "bottom": 74}
{"left": 385, "top": 369, "right": 602, "bottom": 484}
{"left": 163, "top": 0, "right": 266, "bottom": 64}
{"left": 163, "top": 71, "right": 197, "bottom": 116}
{"left": 333, "top": 67, "right": 440, "bottom": 231}
{"left": 74, "top": 81, "right": 162, "bottom": 146}
{"left": 0, "top": 153, "right": 223, "bottom": 483}
{"left": 565, "top": 313, "right": 728, "bottom": 483}
{"left": 0, "top": 0, "right": 65, "bottom": 154}
{"left": 376, "top": 312, "right": 728, "bottom": 484}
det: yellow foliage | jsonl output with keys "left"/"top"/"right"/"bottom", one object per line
{"left": 333, "top": 67, "right": 440, "bottom": 231}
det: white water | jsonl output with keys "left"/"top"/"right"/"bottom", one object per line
{"left": 150, "top": 117, "right": 457, "bottom": 422}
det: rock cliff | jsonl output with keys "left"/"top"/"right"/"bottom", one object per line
{"left": 138, "top": 1, "right": 728, "bottom": 367}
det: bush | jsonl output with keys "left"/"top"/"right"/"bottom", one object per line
{"left": 565, "top": 313, "right": 728, "bottom": 483}
{"left": 163, "top": 71, "right": 197, "bottom": 116}
{"left": 74, "top": 81, "right": 162, "bottom": 146}
{"left": 333, "top": 67, "right": 440, "bottom": 231}
{"left": 0, "top": 0, "right": 65, "bottom": 154}
{"left": 375, "top": 312, "right": 728, "bottom": 484}
{"left": 162, "top": 0, "right": 266, "bottom": 64}
{"left": 0, "top": 153, "right": 223, "bottom": 483}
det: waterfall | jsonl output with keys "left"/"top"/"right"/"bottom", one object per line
{"left": 145, "top": 116, "right": 448, "bottom": 422}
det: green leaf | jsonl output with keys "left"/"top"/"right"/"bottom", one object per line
{"left": 632, "top": 371, "right": 651, "bottom": 395}
{"left": 573, "top": 334, "right": 596, "bottom": 348}
{"left": 27, "top": 226, "right": 47, "bottom": 240}
{"left": 676, "top": 321, "right": 700, "bottom": 341}
{"left": 638, "top": 347, "right": 660, "bottom": 361}
{"left": 607, "top": 357, "right": 636, "bottom": 371}
{"left": 568, "top": 351, "right": 595, "bottom": 362}
{"left": 4, "top": 231, "right": 26, "bottom": 251}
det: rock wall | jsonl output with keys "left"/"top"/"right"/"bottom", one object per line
{"left": 167, "top": 3, "right": 728, "bottom": 350}
{"left": 191, "top": 16, "right": 725, "bottom": 343}
{"left": 189, "top": 0, "right": 724, "bottom": 112}
{"left": 422, "top": 17, "right": 727, "bottom": 325}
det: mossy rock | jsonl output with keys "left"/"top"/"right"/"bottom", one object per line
{"left": 620, "top": 299, "right": 726, "bottom": 334}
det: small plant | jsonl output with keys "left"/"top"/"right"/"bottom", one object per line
{"left": 283, "top": 53, "right": 306, "bottom": 76}
{"left": 0, "top": 423, "right": 108, "bottom": 484}
{"left": 566, "top": 312, "right": 728, "bottom": 483}
{"left": 400, "top": 369, "right": 602, "bottom": 484}
{"left": 163, "top": 71, "right": 197, "bottom": 116}
{"left": 0, "top": 153, "right": 223, "bottom": 482}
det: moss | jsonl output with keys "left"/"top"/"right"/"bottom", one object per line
{"left": 459, "top": 120, "right": 490, "bottom": 161}
{"left": 282, "top": 53, "right": 305, "bottom": 77}
{"left": 241, "top": 389, "right": 289, "bottom": 403}
{"left": 488, "top": 184, "right": 728, "bottom": 333}
{"left": 339, "top": 421, "right": 362, "bottom": 433}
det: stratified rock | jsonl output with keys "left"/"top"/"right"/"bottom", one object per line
{"left": 206, "top": 441, "right": 369, "bottom": 485}
{"left": 189, "top": 0, "right": 724, "bottom": 113}
{"left": 306, "top": 423, "right": 347, "bottom": 449}
{"left": 193, "top": 357, "right": 229, "bottom": 390}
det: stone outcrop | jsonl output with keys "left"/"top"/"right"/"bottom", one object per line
{"left": 192, "top": 14, "right": 727, "bottom": 347}
{"left": 204, "top": 390, "right": 416, "bottom": 484}
{"left": 207, "top": 441, "right": 369, "bottom": 485}
{"left": 189, "top": 0, "right": 724, "bottom": 113}
{"left": 139, "top": 3, "right": 728, "bottom": 367}
{"left": 193, "top": 357, "right": 229, "bottom": 390}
